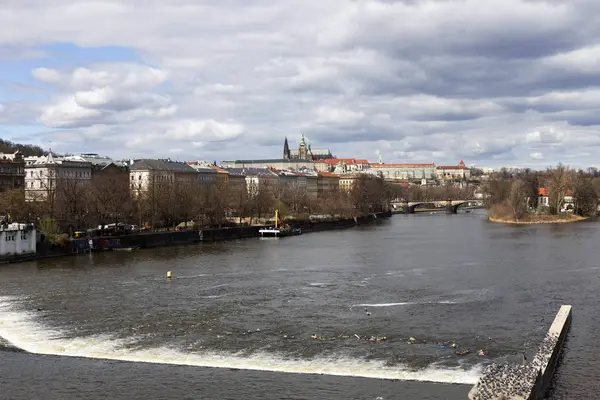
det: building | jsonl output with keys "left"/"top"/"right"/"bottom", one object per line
{"left": 25, "top": 152, "right": 92, "bottom": 200}
{"left": 129, "top": 159, "right": 199, "bottom": 195}
{"left": 223, "top": 168, "right": 279, "bottom": 195}
{"left": 0, "top": 222, "right": 36, "bottom": 257}
{"left": 537, "top": 187, "right": 575, "bottom": 211}
{"left": 0, "top": 151, "right": 25, "bottom": 191}
{"left": 366, "top": 163, "right": 436, "bottom": 182}
{"left": 317, "top": 172, "right": 340, "bottom": 197}
{"left": 314, "top": 158, "right": 370, "bottom": 173}
{"left": 186, "top": 161, "right": 218, "bottom": 186}
{"left": 224, "top": 168, "right": 247, "bottom": 191}
{"left": 208, "top": 165, "right": 230, "bottom": 186}
{"left": 339, "top": 173, "right": 361, "bottom": 191}
{"left": 436, "top": 161, "right": 471, "bottom": 181}
{"left": 283, "top": 134, "right": 333, "bottom": 161}
{"left": 64, "top": 154, "right": 129, "bottom": 188}
{"left": 220, "top": 158, "right": 315, "bottom": 171}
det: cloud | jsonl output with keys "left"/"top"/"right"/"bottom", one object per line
{"left": 1, "top": 0, "right": 600, "bottom": 166}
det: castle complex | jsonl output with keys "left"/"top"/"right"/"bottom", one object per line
{"left": 283, "top": 134, "right": 333, "bottom": 161}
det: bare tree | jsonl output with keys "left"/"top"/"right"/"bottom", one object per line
{"left": 573, "top": 173, "right": 598, "bottom": 217}
{"left": 508, "top": 180, "right": 527, "bottom": 220}
{"left": 547, "top": 164, "right": 573, "bottom": 215}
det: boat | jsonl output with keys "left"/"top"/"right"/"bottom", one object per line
{"left": 259, "top": 210, "right": 302, "bottom": 238}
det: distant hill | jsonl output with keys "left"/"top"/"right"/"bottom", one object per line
{"left": 0, "top": 138, "right": 46, "bottom": 157}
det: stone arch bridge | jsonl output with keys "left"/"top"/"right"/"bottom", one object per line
{"left": 392, "top": 200, "right": 483, "bottom": 214}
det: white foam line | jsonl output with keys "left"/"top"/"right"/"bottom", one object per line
{"left": 0, "top": 296, "right": 480, "bottom": 384}
{"left": 356, "top": 301, "right": 457, "bottom": 307}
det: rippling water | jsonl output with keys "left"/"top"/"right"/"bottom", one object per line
{"left": 0, "top": 211, "right": 597, "bottom": 399}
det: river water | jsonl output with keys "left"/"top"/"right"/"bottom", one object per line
{"left": 0, "top": 210, "right": 596, "bottom": 399}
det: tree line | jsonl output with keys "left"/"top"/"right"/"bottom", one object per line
{"left": 482, "top": 164, "right": 599, "bottom": 220}
{"left": 0, "top": 138, "right": 46, "bottom": 157}
{"left": 0, "top": 174, "right": 393, "bottom": 235}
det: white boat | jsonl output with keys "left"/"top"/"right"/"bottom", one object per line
{"left": 259, "top": 210, "right": 302, "bottom": 237}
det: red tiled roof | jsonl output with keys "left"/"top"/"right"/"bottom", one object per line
{"left": 538, "top": 188, "right": 573, "bottom": 196}
{"left": 318, "top": 171, "right": 339, "bottom": 177}
{"left": 370, "top": 163, "right": 435, "bottom": 167}
{"left": 209, "top": 165, "right": 228, "bottom": 173}
{"left": 324, "top": 158, "right": 369, "bottom": 165}
{"left": 437, "top": 165, "right": 469, "bottom": 170}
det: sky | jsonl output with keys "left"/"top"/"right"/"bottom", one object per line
{"left": 1, "top": 0, "right": 600, "bottom": 168}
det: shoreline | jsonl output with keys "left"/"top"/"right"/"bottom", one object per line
{"left": 487, "top": 214, "right": 589, "bottom": 225}
{"left": 0, "top": 211, "right": 392, "bottom": 265}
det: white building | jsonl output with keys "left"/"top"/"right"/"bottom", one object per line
{"left": 0, "top": 223, "right": 36, "bottom": 256}
{"left": 366, "top": 163, "right": 437, "bottom": 182}
{"left": 25, "top": 153, "right": 92, "bottom": 201}
{"left": 224, "top": 168, "right": 279, "bottom": 195}
{"left": 129, "top": 159, "right": 202, "bottom": 195}
{"left": 436, "top": 161, "right": 471, "bottom": 181}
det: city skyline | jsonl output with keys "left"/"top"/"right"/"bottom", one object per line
{"left": 1, "top": 1, "right": 600, "bottom": 168}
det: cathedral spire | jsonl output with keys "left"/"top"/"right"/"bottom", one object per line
{"left": 283, "top": 137, "right": 290, "bottom": 159}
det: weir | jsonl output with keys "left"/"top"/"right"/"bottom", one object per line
{"left": 468, "top": 305, "right": 572, "bottom": 400}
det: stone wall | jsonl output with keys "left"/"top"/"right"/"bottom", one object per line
{"left": 468, "top": 305, "right": 572, "bottom": 400}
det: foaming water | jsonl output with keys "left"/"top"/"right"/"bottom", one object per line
{"left": 356, "top": 301, "right": 458, "bottom": 307}
{"left": 0, "top": 296, "right": 481, "bottom": 384}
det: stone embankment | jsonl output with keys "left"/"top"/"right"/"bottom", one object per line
{"left": 0, "top": 211, "right": 392, "bottom": 263}
{"left": 468, "top": 305, "right": 572, "bottom": 400}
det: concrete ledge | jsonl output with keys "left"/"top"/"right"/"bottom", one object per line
{"left": 468, "top": 305, "right": 572, "bottom": 400}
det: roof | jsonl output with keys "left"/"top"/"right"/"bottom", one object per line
{"left": 224, "top": 167, "right": 278, "bottom": 177}
{"left": 222, "top": 159, "right": 314, "bottom": 164}
{"left": 437, "top": 165, "right": 469, "bottom": 170}
{"left": 322, "top": 158, "right": 369, "bottom": 165}
{"left": 64, "top": 154, "right": 117, "bottom": 167}
{"left": 318, "top": 171, "right": 339, "bottom": 177}
{"left": 130, "top": 159, "right": 197, "bottom": 173}
{"left": 370, "top": 163, "right": 435, "bottom": 167}
{"left": 209, "top": 165, "right": 228, "bottom": 174}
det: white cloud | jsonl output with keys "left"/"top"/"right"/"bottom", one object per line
{"left": 31, "top": 67, "right": 61, "bottom": 83}
{"left": 167, "top": 120, "right": 244, "bottom": 142}
{"left": 1, "top": 0, "right": 600, "bottom": 166}
{"left": 316, "top": 106, "right": 365, "bottom": 125}
{"left": 530, "top": 152, "right": 544, "bottom": 160}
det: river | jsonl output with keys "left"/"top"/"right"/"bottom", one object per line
{"left": 0, "top": 210, "right": 596, "bottom": 399}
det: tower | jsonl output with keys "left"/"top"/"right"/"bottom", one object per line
{"left": 378, "top": 154, "right": 383, "bottom": 164}
{"left": 283, "top": 137, "right": 291, "bottom": 160}
{"left": 298, "top": 134, "right": 307, "bottom": 160}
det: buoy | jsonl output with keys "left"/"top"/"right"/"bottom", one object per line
{"left": 167, "top": 271, "right": 172, "bottom": 279}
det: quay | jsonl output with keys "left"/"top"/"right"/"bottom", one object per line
{"left": 0, "top": 211, "right": 391, "bottom": 264}
{"left": 468, "top": 305, "right": 572, "bottom": 400}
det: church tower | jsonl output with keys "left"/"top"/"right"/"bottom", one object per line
{"left": 298, "top": 134, "right": 308, "bottom": 160}
{"left": 283, "top": 137, "right": 291, "bottom": 159}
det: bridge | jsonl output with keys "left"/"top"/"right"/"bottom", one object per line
{"left": 391, "top": 199, "right": 483, "bottom": 214}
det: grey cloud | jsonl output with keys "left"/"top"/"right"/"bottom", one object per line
{"left": 4, "top": 0, "right": 600, "bottom": 167}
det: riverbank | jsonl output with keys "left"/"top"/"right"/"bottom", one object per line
{"left": 488, "top": 214, "right": 589, "bottom": 225}
{"left": 0, "top": 211, "right": 392, "bottom": 264}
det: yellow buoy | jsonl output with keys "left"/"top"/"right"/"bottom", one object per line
{"left": 167, "top": 271, "right": 172, "bottom": 279}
